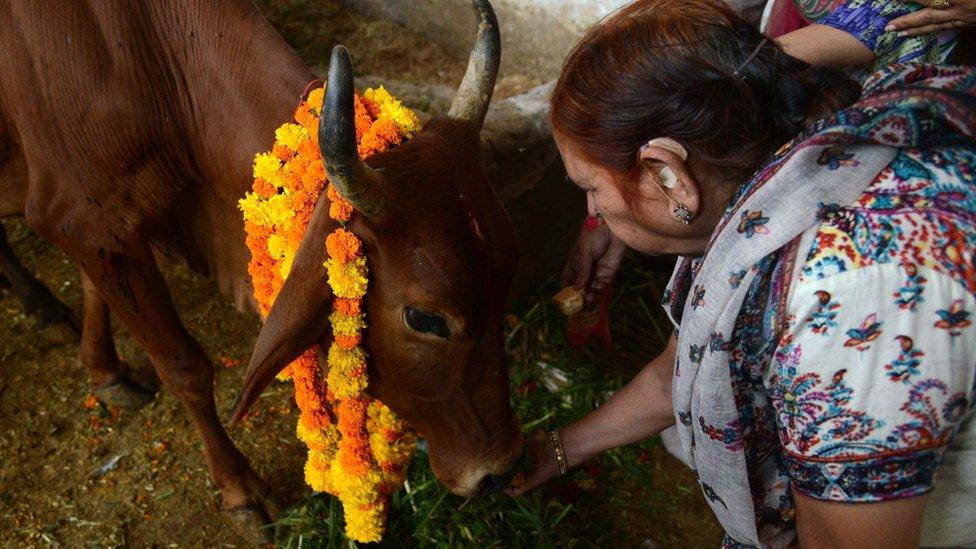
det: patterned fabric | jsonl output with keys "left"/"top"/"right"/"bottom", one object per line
{"left": 769, "top": 145, "right": 976, "bottom": 504}
{"left": 788, "top": 0, "right": 958, "bottom": 67}
{"left": 663, "top": 64, "right": 976, "bottom": 547}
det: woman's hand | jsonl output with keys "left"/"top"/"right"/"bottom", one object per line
{"left": 561, "top": 221, "right": 627, "bottom": 303}
{"left": 505, "top": 335, "right": 679, "bottom": 498}
{"left": 886, "top": 0, "right": 976, "bottom": 36}
{"left": 504, "top": 431, "right": 559, "bottom": 497}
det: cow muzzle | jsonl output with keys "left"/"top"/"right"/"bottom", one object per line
{"left": 433, "top": 434, "right": 524, "bottom": 497}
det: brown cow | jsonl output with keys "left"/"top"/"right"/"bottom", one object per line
{"left": 0, "top": 0, "right": 521, "bottom": 540}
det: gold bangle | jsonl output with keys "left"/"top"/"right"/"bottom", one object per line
{"left": 547, "top": 429, "right": 569, "bottom": 477}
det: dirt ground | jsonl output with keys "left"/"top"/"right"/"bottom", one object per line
{"left": 0, "top": 2, "right": 720, "bottom": 547}
{"left": 0, "top": 217, "right": 309, "bottom": 547}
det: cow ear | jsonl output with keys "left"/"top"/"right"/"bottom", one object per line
{"left": 228, "top": 197, "right": 336, "bottom": 425}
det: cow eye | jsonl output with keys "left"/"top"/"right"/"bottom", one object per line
{"left": 404, "top": 306, "right": 450, "bottom": 339}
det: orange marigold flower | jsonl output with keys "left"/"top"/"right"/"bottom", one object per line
{"left": 326, "top": 185, "right": 355, "bottom": 221}
{"left": 337, "top": 398, "right": 372, "bottom": 474}
{"left": 339, "top": 440, "right": 372, "bottom": 475}
{"left": 253, "top": 178, "right": 277, "bottom": 199}
{"left": 285, "top": 226, "right": 309, "bottom": 254}
{"left": 298, "top": 138, "right": 320, "bottom": 159}
{"left": 244, "top": 220, "right": 272, "bottom": 238}
{"left": 326, "top": 183, "right": 342, "bottom": 202}
{"left": 292, "top": 350, "right": 330, "bottom": 420}
{"left": 335, "top": 333, "right": 362, "bottom": 350}
{"left": 295, "top": 104, "right": 316, "bottom": 131}
{"left": 353, "top": 96, "right": 374, "bottom": 141}
{"left": 330, "top": 199, "right": 354, "bottom": 222}
{"left": 360, "top": 95, "right": 380, "bottom": 119}
{"left": 272, "top": 143, "right": 294, "bottom": 161}
{"left": 358, "top": 119, "right": 403, "bottom": 159}
{"left": 301, "top": 163, "right": 326, "bottom": 193}
{"left": 334, "top": 297, "right": 362, "bottom": 317}
{"left": 326, "top": 228, "right": 362, "bottom": 264}
{"left": 282, "top": 170, "right": 301, "bottom": 192}
{"left": 372, "top": 119, "right": 403, "bottom": 145}
{"left": 290, "top": 190, "right": 310, "bottom": 211}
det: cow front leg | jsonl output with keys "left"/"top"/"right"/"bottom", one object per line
{"left": 81, "top": 272, "right": 158, "bottom": 408}
{"left": 77, "top": 241, "right": 276, "bottom": 542}
{"left": 0, "top": 221, "right": 79, "bottom": 344}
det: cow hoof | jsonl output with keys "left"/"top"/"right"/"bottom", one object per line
{"left": 39, "top": 321, "right": 80, "bottom": 345}
{"left": 93, "top": 376, "right": 156, "bottom": 409}
{"left": 225, "top": 504, "right": 276, "bottom": 544}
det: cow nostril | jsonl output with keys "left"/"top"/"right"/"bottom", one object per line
{"left": 480, "top": 473, "right": 510, "bottom": 493}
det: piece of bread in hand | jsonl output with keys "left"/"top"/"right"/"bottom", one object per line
{"left": 552, "top": 286, "right": 585, "bottom": 316}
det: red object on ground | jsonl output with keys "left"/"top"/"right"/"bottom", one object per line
{"left": 567, "top": 285, "right": 612, "bottom": 351}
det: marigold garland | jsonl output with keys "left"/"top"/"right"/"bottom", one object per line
{"left": 239, "top": 84, "right": 420, "bottom": 542}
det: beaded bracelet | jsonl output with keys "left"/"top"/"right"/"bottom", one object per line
{"left": 547, "top": 429, "right": 569, "bottom": 477}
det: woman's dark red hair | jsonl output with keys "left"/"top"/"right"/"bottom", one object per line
{"left": 550, "top": 0, "right": 861, "bottom": 182}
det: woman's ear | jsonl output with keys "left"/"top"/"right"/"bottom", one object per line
{"left": 638, "top": 137, "right": 700, "bottom": 224}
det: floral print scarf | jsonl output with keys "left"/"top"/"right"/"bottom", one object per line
{"left": 663, "top": 64, "right": 976, "bottom": 547}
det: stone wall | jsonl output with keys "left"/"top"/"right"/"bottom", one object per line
{"left": 338, "top": 1, "right": 637, "bottom": 296}
{"left": 337, "top": 0, "right": 631, "bottom": 76}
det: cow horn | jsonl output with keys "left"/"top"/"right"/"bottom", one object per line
{"left": 320, "top": 45, "right": 386, "bottom": 218}
{"left": 448, "top": 0, "right": 500, "bottom": 128}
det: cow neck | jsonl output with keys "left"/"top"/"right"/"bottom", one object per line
{"left": 158, "top": 0, "right": 316, "bottom": 312}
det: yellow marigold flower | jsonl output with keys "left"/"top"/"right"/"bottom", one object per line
{"left": 266, "top": 233, "right": 287, "bottom": 262}
{"left": 325, "top": 257, "right": 368, "bottom": 299}
{"left": 275, "top": 366, "right": 293, "bottom": 381}
{"left": 343, "top": 502, "right": 385, "bottom": 543}
{"left": 330, "top": 311, "right": 366, "bottom": 337}
{"left": 264, "top": 193, "right": 295, "bottom": 227}
{"left": 279, "top": 253, "right": 295, "bottom": 280}
{"left": 238, "top": 193, "right": 265, "bottom": 225}
{"left": 329, "top": 460, "right": 385, "bottom": 542}
{"left": 327, "top": 344, "right": 368, "bottom": 398}
{"left": 363, "top": 86, "right": 392, "bottom": 109}
{"left": 365, "top": 86, "right": 421, "bottom": 137}
{"left": 298, "top": 421, "right": 340, "bottom": 454}
{"left": 243, "top": 192, "right": 295, "bottom": 228}
{"left": 332, "top": 460, "right": 383, "bottom": 504}
{"left": 327, "top": 344, "right": 366, "bottom": 374}
{"left": 386, "top": 106, "right": 421, "bottom": 138}
{"left": 369, "top": 430, "right": 395, "bottom": 466}
{"left": 305, "top": 451, "right": 335, "bottom": 493}
{"left": 307, "top": 87, "right": 325, "bottom": 114}
{"left": 253, "top": 152, "right": 282, "bottom": 182}
{"left": 328, "top": 373, "right": 367, "bottom": 402}
{"left": 275, "top": 123, "right": 308, "bottom": 151}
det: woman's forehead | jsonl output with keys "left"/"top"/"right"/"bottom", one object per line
{"left": 555, "top": 135, "right": 597, "bottom": 180}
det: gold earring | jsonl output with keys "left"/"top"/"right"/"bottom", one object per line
{"left": 674, "top": 203, "right": 693, "bottom": 225}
